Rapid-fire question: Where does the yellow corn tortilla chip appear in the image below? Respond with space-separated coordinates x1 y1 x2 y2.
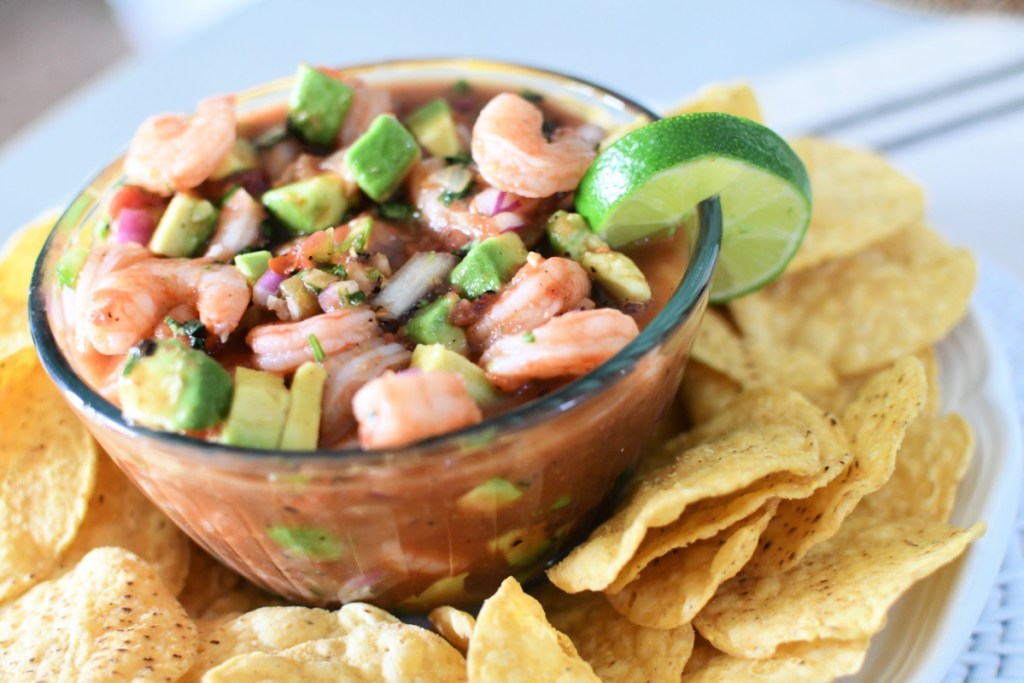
536 584 695 683
468 577 600 683
0 361 98 602
731 224 974 376
430 605 476 656
665 82 765 123
607 501 778 629
680 636 869 683
784 138 924 274
0 546 197 682
0 209 57 304
204 622 468 683
694 517 985 658
0 296 32 361
859 412 973 523
177 543 284 619
678 360 741 426
56 449 191 595
746 356 926 575
0 345 38 397
548 388 847 592
183 602 400 682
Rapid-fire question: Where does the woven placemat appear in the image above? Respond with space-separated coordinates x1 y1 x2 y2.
946 263 1024 683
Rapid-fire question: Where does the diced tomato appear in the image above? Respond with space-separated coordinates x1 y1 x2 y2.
109 185 165 219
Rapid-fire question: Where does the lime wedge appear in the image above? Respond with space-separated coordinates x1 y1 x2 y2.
575 113 811 303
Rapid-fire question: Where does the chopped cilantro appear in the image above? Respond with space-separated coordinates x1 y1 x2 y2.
346 290 366 305
440 181 474 207
520 89 543 104
444 153 473 166
331 264 348 279
378 201 418 222
541 119 557 140
522 331 536 343
122 339 157 376
93 217 111 241
164 318 208 351
453 79 471 94
308 333 326 363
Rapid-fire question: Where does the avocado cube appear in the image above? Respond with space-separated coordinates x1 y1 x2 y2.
56 246 90 289
403 293 468 356
209 139 258 180
405 98 463 158
118 339 233 432
220 367 290 449
488 524 552 567
149 193 218 257
450 233 527 299
262 174 351 236
410 343 499 407
233 250 272 285
546 210 603 259
287 64 354 146
457 477 524 513
396 572 468 612
345 115 421 202
279 362 327 451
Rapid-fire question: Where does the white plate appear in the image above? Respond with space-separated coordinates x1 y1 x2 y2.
844 309 1022 682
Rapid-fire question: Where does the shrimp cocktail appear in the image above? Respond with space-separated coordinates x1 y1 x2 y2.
30 60 760 608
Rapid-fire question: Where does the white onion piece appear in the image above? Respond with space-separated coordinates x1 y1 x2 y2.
372 251 457 321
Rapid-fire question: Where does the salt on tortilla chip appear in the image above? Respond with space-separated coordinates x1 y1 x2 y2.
536 584 695 683
746 356 926 576
694 517 985 659
430 605 476 656
57 449 191 595
204 622 467 683
607 501 778 629
0 361 98 602
0 546 197 682
784 138 924 274
548 388 846 592
183 602 400 682
730 224 975 376
680 635 869 683
665 82 765 123
468 577 600 683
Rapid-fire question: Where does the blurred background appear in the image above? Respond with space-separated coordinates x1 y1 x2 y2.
1 0 1022 277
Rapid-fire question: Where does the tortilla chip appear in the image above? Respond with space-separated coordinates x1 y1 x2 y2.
204 622 467 682
536 585 695 683
694 518 985 658
0 209 56 303
681 636 869 682
57 449 191 595
784 138 924 274
607 501 778 629
746 356 926 575
859 412 972 523
0 345 39 397
549 388 846 592
678 360 741 426
665 82 764 123
0 361 98 602
0 546 197 682
184 602 400 682
430 605 476 656
468 577 600 682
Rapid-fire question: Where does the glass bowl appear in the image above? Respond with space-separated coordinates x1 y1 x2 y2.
29 59 722 610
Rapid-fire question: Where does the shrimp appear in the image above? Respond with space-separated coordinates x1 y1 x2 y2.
203 188 265 260
86 257 250 355
480 308 640 390
339 87 394 146
467 253 592 349
471 93 597 198
123 95 237 196
319 339 412 447
246 307 378 373
352 370 482 449
70 242 151 356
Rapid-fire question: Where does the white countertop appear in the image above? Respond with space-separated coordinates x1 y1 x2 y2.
2 0 1021 280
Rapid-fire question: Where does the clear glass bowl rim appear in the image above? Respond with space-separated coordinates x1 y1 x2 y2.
28 58 722 465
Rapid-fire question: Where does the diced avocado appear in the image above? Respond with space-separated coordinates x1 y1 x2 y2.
410 344 499 407
449 233 527 299
488 524 552 567
345 115 421 202
55 246 90 289
550 494 572 510
279 361 326 450
403 293 468 356
456 477 524 513
287 64 355 146
405 98 462 158
338 215 373 253
278 274 321 319
118 339 232 432
397 572 468 611
149 193 218 257
233 250 272 285
209 139 258 180
546 211 651 304
262 174 351 236
297 268 339 293
220 367 290 448
267 524 344 560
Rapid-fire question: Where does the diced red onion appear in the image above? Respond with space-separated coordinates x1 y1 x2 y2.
317 285 343 313
116 208 156 245
494 212 527 232
473 188 523 217
253 269 286 307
